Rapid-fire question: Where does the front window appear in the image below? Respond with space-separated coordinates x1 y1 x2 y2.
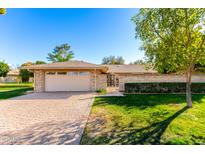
57 72 67 75
68 72 78 76
79 72 89 76
46 72 56 75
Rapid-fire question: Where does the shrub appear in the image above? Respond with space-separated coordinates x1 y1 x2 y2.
96 88 107 94
125 82 205 93
19 62 34 82
20 69 33 82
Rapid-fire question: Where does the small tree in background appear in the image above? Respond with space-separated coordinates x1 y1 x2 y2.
35 61 47 65
20 62 34 82
0 61 9 77
130 59 145 65
132 8 205 107
0 8 6 15
102 56 125 65
47 44 74 62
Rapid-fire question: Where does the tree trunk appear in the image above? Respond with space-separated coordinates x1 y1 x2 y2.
186 69 192 108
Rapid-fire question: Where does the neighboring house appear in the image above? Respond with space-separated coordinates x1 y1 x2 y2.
0 69 34 83
23 60 205 92
0 69 21 83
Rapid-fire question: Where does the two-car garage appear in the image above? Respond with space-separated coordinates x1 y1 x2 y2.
45 71 91 92
26 60 108 92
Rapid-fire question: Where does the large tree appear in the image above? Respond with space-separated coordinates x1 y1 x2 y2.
47 44 74 62
0 8 6 15
102 56 125 65
132 8 205 107
0 61 9 77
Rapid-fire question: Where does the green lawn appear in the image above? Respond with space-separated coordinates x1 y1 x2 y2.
81 94 205 145
0 83 33 100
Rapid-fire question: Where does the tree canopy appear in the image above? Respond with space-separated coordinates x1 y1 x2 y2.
130 59 145 65
19 62 34 82
0 61 9 77
102 56 125 65
35 60 47 65
132 8 205 107
47 44 74 62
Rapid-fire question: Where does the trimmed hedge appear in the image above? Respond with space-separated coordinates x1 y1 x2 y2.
125 82 205 93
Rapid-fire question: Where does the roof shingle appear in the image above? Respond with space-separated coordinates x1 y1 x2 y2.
22 60 156 74
104 64 157 74
23 60 107 71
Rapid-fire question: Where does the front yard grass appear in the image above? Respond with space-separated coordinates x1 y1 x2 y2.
81 94 205 145
0 83 33 100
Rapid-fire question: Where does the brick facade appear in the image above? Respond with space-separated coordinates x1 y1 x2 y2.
90 71 107 91
118 73 205 91
34 70 107 92
34 70 45 92
96 74 107 90
33 69 205 92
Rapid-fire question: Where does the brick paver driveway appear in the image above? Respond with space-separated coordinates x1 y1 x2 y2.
0 92 95 145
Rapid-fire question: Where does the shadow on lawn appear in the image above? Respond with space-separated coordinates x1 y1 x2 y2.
82 94 205 144
112 106 188 144
94 94 205 109
0 88 33 100
86 106 189 145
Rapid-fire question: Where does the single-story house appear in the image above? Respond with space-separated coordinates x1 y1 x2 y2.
23 60 205 92
0 69 21 83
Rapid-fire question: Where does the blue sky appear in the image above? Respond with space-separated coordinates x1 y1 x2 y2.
0 8 144 67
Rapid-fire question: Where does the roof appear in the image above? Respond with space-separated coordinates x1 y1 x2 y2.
22 60 157 74
22 60 108 72
7 69 20 76
104 64 157 74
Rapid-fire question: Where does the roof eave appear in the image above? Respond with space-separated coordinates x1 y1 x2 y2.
109 72 158 74
21 66 108 73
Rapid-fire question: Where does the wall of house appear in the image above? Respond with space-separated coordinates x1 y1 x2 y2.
90 71 107 91
29 77 34 82
118 73 205 91
34 70 45 92
0 76 21 83
34 70 107 92
96 73 107 90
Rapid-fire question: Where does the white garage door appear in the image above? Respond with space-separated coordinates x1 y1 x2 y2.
45 72 91 91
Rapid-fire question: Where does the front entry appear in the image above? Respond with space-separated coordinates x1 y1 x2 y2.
107 73 119 87
106 73 119 93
